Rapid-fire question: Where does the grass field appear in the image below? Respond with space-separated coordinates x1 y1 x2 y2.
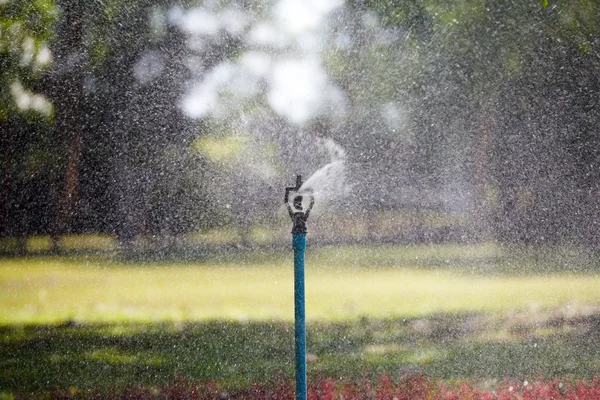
1 243 600 396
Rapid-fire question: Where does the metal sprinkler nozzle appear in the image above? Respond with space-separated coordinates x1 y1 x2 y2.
285 175 315 234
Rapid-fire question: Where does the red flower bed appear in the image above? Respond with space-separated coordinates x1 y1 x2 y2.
27 374 600 400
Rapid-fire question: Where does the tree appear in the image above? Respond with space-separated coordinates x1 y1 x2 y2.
342 0 600 245
0 0 56 253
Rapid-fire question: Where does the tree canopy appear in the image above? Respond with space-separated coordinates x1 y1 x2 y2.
2 0 600 251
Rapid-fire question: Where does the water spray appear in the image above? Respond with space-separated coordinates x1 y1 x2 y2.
284 174 314 400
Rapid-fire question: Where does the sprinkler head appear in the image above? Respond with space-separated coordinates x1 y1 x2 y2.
285 174 315 234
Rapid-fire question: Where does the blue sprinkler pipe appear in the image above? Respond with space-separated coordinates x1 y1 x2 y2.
293 233 307 400
285 175 314 400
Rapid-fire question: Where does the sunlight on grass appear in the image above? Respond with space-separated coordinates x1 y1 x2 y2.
1 244 600 324
305 268 600 320
59 235 117 251
192 135 249 162
404 348 448 364
86 348 163 365
249 226 278 244
26 236 53 252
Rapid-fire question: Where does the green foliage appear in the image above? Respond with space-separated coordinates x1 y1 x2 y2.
3 0 600 245
0 0 57 119
360 0 427 28
423 0 486 27
193 136 251 163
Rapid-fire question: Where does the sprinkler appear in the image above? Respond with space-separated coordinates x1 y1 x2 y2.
285 175 314 400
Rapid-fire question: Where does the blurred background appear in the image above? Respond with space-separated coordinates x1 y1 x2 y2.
2 0 600 255
4 2 600 396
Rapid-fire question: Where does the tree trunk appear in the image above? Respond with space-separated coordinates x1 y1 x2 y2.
39 0 87 252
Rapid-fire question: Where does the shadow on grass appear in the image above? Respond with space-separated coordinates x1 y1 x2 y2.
2 312 600 396
0 245 293 268
6 242 600 275
310 243 600 276
0 321 295 394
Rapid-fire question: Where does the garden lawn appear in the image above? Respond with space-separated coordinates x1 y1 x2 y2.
1 243 600 324
1 243 600 396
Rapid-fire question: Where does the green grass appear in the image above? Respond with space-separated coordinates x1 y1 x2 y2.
1 243 600 324
1 243 600 395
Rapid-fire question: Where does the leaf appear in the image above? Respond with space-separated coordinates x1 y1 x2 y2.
542 0 548 8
